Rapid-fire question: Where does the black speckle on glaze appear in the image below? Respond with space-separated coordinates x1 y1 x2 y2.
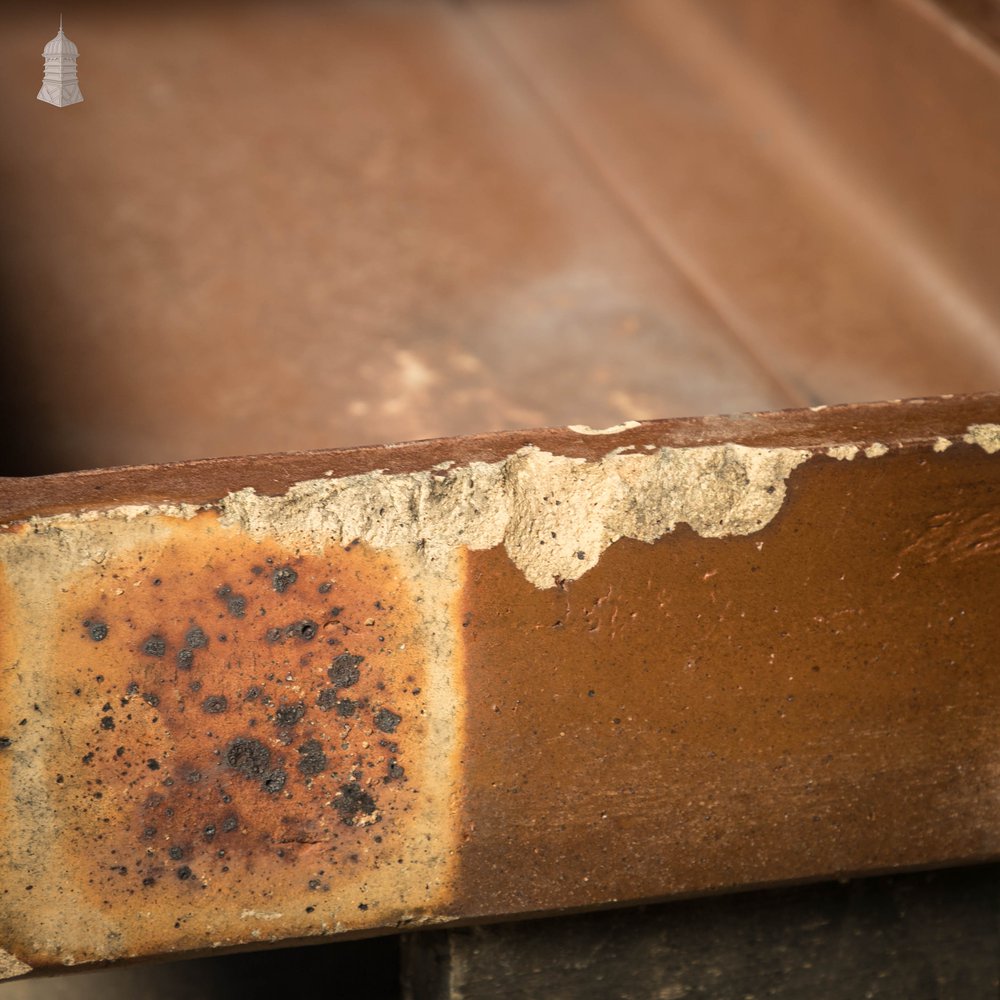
316 688 338 711
261 769 287 794
274 703 305 727
286 620 318 642
297 739 327 777
373 708 402 734
85 620 109 642
328 653 363 688
143 635 166 658
225 737 271 779
185 626 208 649
334 782 377 825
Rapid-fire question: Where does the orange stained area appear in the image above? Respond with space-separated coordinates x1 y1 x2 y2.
0 512 453 966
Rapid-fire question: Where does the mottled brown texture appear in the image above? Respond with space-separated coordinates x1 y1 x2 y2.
3 0 1000 478
0 0 783 476
473 0 1000 406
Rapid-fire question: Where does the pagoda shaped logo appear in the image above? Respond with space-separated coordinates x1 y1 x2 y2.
38 16 84 108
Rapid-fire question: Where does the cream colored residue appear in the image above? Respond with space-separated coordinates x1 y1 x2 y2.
933 437 952 453
864 443 889 458
240 911 283 921
567 421 641 435
70 503 200 522
965 423 1000 454
12 444 811 590
826 445 859 461
0 949 31 981
11 443 813 590
217 444 810 589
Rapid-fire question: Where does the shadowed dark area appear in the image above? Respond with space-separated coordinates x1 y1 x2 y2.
404 864 1000 999
1 934 401 1000
0 279 62 476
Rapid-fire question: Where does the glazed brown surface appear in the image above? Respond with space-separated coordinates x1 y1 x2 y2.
455 444 1000 915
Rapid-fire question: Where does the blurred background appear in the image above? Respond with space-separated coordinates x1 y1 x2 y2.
1 0 998 996
2 0 1000 477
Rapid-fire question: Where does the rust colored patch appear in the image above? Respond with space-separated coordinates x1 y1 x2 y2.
0 512 460 968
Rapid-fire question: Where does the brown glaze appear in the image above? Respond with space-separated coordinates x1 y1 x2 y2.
454 444 1000 916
